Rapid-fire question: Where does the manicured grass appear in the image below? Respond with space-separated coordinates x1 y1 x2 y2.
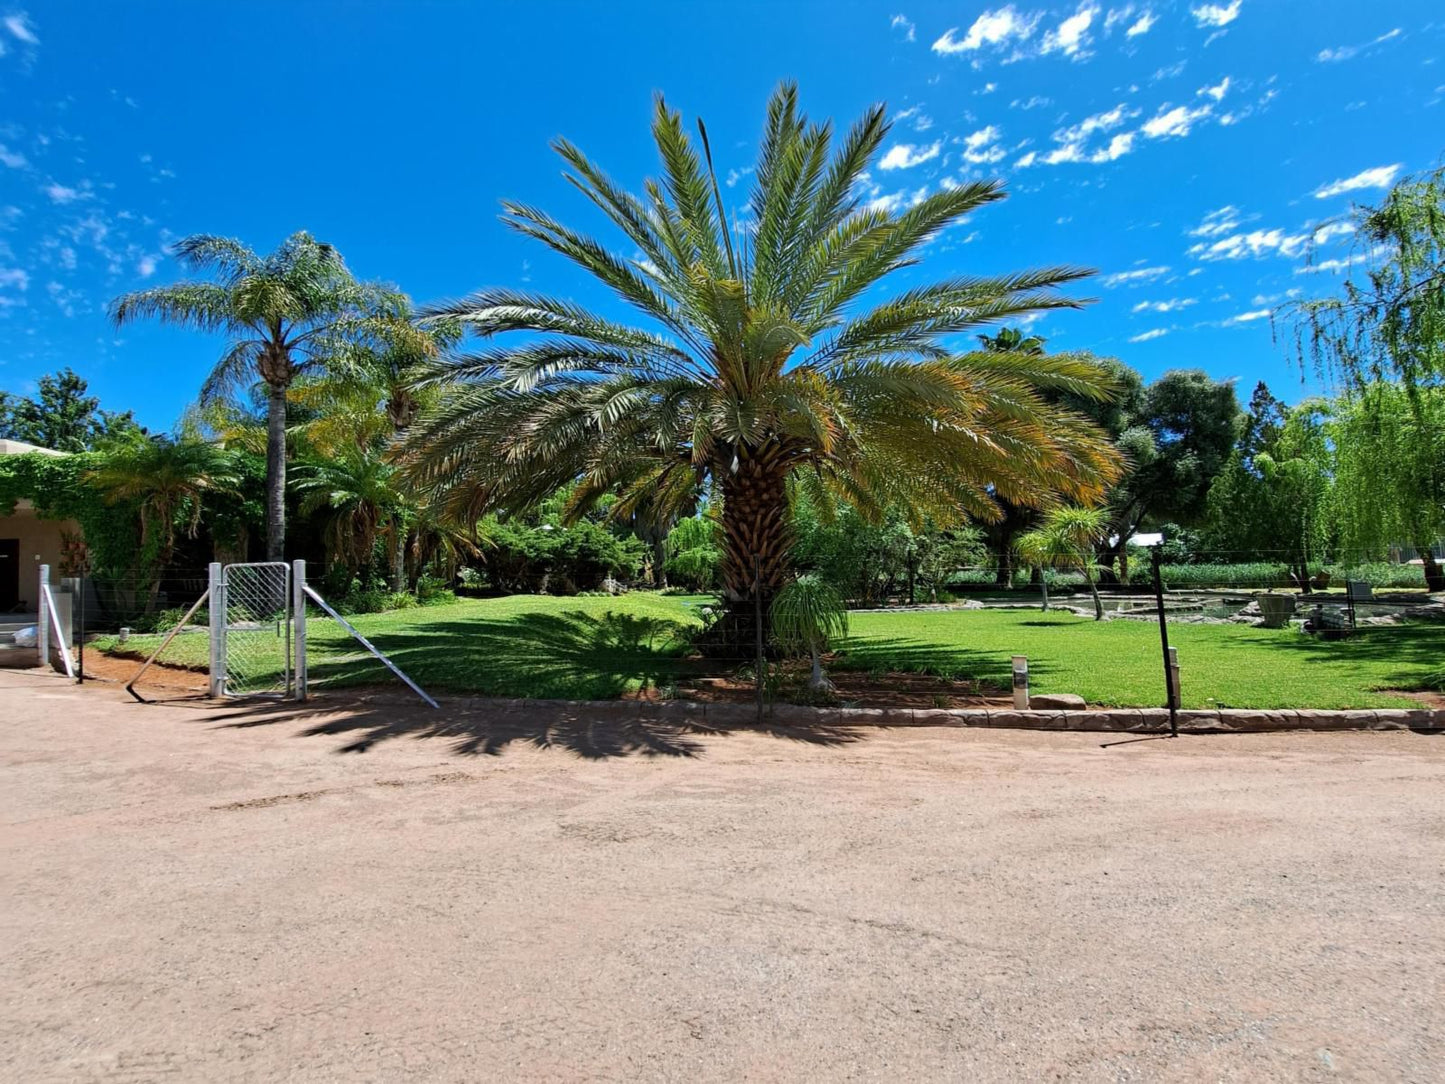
841 608 1440 709
98 593 1441 708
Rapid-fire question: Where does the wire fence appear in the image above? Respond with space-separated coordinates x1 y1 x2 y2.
17 549 1444 716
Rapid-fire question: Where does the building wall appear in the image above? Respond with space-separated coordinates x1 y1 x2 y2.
0 502 80 610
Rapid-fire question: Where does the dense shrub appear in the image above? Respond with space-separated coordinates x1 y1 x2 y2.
481 518 643 594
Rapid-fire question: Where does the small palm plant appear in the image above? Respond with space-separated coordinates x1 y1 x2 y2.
1015 507 1110 620
771 573 849 693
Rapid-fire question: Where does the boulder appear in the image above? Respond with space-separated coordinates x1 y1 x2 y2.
1029 693 1087 710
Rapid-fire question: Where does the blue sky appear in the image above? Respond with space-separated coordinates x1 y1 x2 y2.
1 1 1441 430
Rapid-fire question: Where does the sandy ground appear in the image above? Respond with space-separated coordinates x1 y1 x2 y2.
2 670 1443 1082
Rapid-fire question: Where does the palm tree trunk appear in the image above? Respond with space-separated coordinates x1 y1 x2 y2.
264 383 288 562
1087 572 1104 621
390 535 406 593
1039 573 1049 612
706 443 791 654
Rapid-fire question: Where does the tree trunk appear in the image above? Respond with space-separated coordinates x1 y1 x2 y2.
264 382 288 562
707 442 792 655
1087 574 1104 621
1039 573 1049 612
652 537 668 589
807 642 834 693
390 534 406 593
1416 539 1444 593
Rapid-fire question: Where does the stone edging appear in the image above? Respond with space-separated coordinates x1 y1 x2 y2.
458 698 1443 733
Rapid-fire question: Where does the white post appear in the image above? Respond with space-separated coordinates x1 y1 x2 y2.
292 559 307 701
37 564 50 669
1012 654 1030 709
208 562 225 698
1167 647 1181 709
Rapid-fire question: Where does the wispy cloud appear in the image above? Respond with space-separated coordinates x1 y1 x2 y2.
1141 102 1213 138
1188 227 1309 261
1313 163 1401 199
0 267 30 290
1190 1 1240 29
1040 3 1099 59
1317 27 1400 63
890 13 916 41
1125 9 1156 36
3 12 39 44
1129 328 1170 342
1222 308 1271 325
1188 206 1244 238
0 143 28 169
879 141 942 170
43 182 91 204
1197 76 1230 101
1102 265 1170 286
961 125 1006 163
933 5 1041 55
1132 297 1196 313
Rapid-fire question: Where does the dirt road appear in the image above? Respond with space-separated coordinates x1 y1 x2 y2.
2 670 1442 1080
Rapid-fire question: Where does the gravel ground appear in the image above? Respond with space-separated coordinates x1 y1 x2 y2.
2 669 1442 1082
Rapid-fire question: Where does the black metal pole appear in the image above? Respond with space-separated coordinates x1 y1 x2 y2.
754 557 765 725
77 576 85 684
1152 546 1177 737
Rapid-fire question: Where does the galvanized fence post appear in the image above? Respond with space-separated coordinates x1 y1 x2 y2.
292 559 307 701
207 562 224 698
37 564 49 669
1151 546 1178 737
754 556 765 725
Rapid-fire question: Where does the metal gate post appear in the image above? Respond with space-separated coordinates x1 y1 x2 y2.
292 559 307 701
37 564 50 669
208 562 225 698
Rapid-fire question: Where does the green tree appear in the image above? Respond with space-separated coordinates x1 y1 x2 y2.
1016 506 1110 619
771 573 849 693
86 437 241 609
406 85 1122 633
1097 369 1240 581
0 368 143 451
663 515 721 591
292 448 409 588
110 232 403 561
1328 383 1445 589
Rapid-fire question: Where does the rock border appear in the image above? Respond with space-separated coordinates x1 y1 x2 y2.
455 698 1443 733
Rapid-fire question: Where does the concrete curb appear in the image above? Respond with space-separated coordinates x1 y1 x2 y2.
454 697 1443 733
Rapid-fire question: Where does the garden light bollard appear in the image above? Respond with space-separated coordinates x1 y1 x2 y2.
1012 655 1029 709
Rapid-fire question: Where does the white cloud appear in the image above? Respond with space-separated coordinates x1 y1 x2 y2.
962 126 1006 163
0 267 30 290
1011 95 1052 110
896 105 934 131
1041 4 1099 58
1190 1 1240 28
3 13 39 43
1015 151 1038 167
879 141 942 170
869 185 930 214
1223 308 1271 325
1102 265 1170 286
1141 103 1212 138
1317 28 1401 63
1188 206 1243 238
933 6 1041 54
1132 297 1196 313
1197 76 1230 101
1129 328 1170 342
1126 10 1156 36
1313 164 1401 199
1312 221 1354 243
1092 132 1135 161
0 143 27 169
58 246 76 270
890 13 916 41
43 183 89 204
1188 227 1309 261
137 255 158 278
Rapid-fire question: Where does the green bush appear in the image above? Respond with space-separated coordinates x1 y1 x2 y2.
1324 562 1427 589
483 518 643 593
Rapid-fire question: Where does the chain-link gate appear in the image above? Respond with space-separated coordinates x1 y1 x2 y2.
217 562 293 697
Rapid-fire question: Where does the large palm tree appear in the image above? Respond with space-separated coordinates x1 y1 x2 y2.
110 232 402 561
406 84 1122 627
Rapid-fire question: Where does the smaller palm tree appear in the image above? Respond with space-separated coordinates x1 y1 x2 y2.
1015 507 1110 620
87 437 240 610
771 574 850 693
291 449 408 588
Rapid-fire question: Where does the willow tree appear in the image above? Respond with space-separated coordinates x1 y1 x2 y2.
1283 167 1445 587
406 84 1122 629
111 233 403 560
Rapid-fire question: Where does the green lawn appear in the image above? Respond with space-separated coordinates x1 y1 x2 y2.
97 593 1441 709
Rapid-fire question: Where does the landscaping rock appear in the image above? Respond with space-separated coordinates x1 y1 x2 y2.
1029 693 1086 710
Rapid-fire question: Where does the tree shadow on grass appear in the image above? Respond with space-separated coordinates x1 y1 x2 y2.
207 695 864 759
835 636 1059 686
309 609 703 700
1244 621 1444 693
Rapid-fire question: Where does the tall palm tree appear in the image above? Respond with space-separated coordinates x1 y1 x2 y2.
110 232 402 561
1016 506 1110 620
87 436 241 610
406 84 1122 629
